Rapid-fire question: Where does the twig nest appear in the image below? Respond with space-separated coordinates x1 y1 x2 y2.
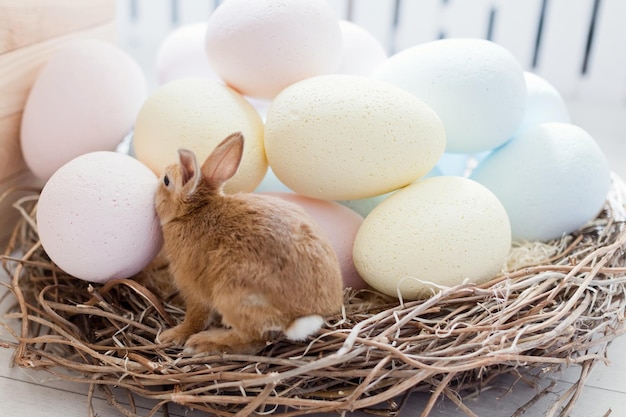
36 152 163 283
353 176 511 299
470 122 612 241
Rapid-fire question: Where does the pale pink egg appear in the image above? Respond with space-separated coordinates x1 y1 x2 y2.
36 152 162 283
20 39 147 180
336 20 388 76
265 192 368 290
204 0 342 99
156 23 221 85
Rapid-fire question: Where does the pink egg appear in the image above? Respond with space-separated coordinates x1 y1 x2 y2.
156 23 221 85
204 0 342 99
336 20 388 76
20 39 147 180
265 192 368 290
36 152 162 283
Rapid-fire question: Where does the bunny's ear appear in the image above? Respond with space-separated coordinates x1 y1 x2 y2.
201 132 244 186
178 149 201 195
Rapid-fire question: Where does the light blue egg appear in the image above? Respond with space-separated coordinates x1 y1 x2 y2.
254 167 294 193
470 122 611 242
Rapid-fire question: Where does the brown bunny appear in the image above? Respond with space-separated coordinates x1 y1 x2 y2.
155 132 344 354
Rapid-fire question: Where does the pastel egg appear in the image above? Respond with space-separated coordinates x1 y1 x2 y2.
372 38 526 153
133 78 267 193
254 167 293 194
353 176 511 300
337 165 443 217
21 39 147 180
204 0 342 99
517 72 570 133
36 152 162 283
470 123 611 242
336 20 388 76
265 74 446 200
265 192 367 290
156 23 221 85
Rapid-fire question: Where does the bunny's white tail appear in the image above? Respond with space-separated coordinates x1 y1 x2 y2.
284 315 324 341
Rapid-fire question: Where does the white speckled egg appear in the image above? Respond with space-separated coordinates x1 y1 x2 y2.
517 72 570 133
204 0 342 99
470 123 611 242
133 78 267 193
336 20 387 76
266 192 367 290
372 38 526 153
21 39 147 180
36 152 162 283
156 23 220 85
353 176 511 300
265 74 446 200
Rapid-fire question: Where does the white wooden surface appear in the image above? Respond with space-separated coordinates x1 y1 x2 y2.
2 1 626 416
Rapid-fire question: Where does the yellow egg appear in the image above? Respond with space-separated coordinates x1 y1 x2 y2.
133 78 266 193
264 74 446 200
353 176 511 300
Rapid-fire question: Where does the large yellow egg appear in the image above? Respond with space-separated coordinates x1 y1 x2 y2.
353 176 511 300
133 78 266 193
264 75 446 200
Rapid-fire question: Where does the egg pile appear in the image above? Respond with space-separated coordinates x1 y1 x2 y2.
26 0 611 300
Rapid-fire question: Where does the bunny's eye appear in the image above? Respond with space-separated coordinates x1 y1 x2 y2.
163 175 170 187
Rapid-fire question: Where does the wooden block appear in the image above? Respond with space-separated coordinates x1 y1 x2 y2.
0 112 24 179
0 0 115 54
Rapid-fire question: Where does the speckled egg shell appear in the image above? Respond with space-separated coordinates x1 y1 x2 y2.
353 176 511 300
204 0 342 99
265 74 446 200
133 78 267 193
36 152 162 283
20 39 147 180
470 123 611 242
372 38 526 153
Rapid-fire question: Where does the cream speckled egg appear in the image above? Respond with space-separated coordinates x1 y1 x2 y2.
205 0 342 99
21 39 146 180
372 38 526 153
36 152 162 283
265 74 446 200
133 78 266 193
470 123 610 242
353 176 511 300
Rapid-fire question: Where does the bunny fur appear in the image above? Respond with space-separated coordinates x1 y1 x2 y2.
155 132 344 354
